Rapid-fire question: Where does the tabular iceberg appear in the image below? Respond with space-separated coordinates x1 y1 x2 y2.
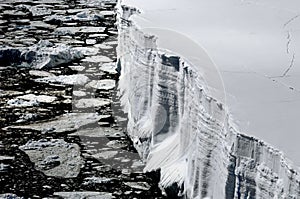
116 2 300 198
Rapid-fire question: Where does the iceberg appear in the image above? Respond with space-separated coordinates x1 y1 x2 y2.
0 40 84 69
116 0 300 198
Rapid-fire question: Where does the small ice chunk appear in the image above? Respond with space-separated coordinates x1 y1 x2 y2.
86 79 115 90
0 156 15 161
73 47 98 56
94 44 113 50
82 55 113 63
83 177 114 185
29 5 52 16
92 151 118 159
35 74 89 85
74 98 111 108
123 182 151 191
89 34 108 38
99 10 115 17
55 26 106 35
73 90 87 97
106 140 128 149
53 192 113 199
69 65 85 72
29 70 55 77
17 94 57 103
0 193 22 199
0 90 24 97
7 98 39 107
100 62 117 74
86 39 97 45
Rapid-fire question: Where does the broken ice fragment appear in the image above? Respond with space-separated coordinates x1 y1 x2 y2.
74 98 111 109
4 113 102 133
19 139 83 178
53 192 113 199
0 40 84 69
82 55 113 63
92 151 118 159
100 62 118 75
29 70 55 77
54 26 106 36
17 94 57 103
86 79 115 90
123 182 151 191
35 74 89 85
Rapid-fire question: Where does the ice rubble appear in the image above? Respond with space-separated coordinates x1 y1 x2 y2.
116 3 300 198
0 40 83 69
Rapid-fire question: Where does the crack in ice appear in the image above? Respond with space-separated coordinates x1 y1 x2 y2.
242 64 300 93
286 31 291 54
283 14 300 28
282 53 295 77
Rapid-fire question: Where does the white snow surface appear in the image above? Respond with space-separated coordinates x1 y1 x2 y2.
116 1 300 198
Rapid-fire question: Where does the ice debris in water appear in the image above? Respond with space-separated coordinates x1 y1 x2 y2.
0 40 84 69
19 139 84 178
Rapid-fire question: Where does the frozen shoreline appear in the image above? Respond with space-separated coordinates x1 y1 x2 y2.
116 1 300 198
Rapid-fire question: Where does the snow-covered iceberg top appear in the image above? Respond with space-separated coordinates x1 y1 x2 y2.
116 1 300 198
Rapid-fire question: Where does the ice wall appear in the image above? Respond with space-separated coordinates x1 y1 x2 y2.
116 3 300 198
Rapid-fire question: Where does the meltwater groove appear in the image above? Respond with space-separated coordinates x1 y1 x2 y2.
116 2 300 199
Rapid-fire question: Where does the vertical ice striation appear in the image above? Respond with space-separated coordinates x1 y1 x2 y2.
116 3 300 198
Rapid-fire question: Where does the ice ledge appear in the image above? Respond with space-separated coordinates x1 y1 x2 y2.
116 2 300 198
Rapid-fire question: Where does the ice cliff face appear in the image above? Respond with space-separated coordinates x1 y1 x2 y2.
116 3 300 199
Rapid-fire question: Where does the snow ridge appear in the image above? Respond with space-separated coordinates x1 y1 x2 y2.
116 3 300 198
